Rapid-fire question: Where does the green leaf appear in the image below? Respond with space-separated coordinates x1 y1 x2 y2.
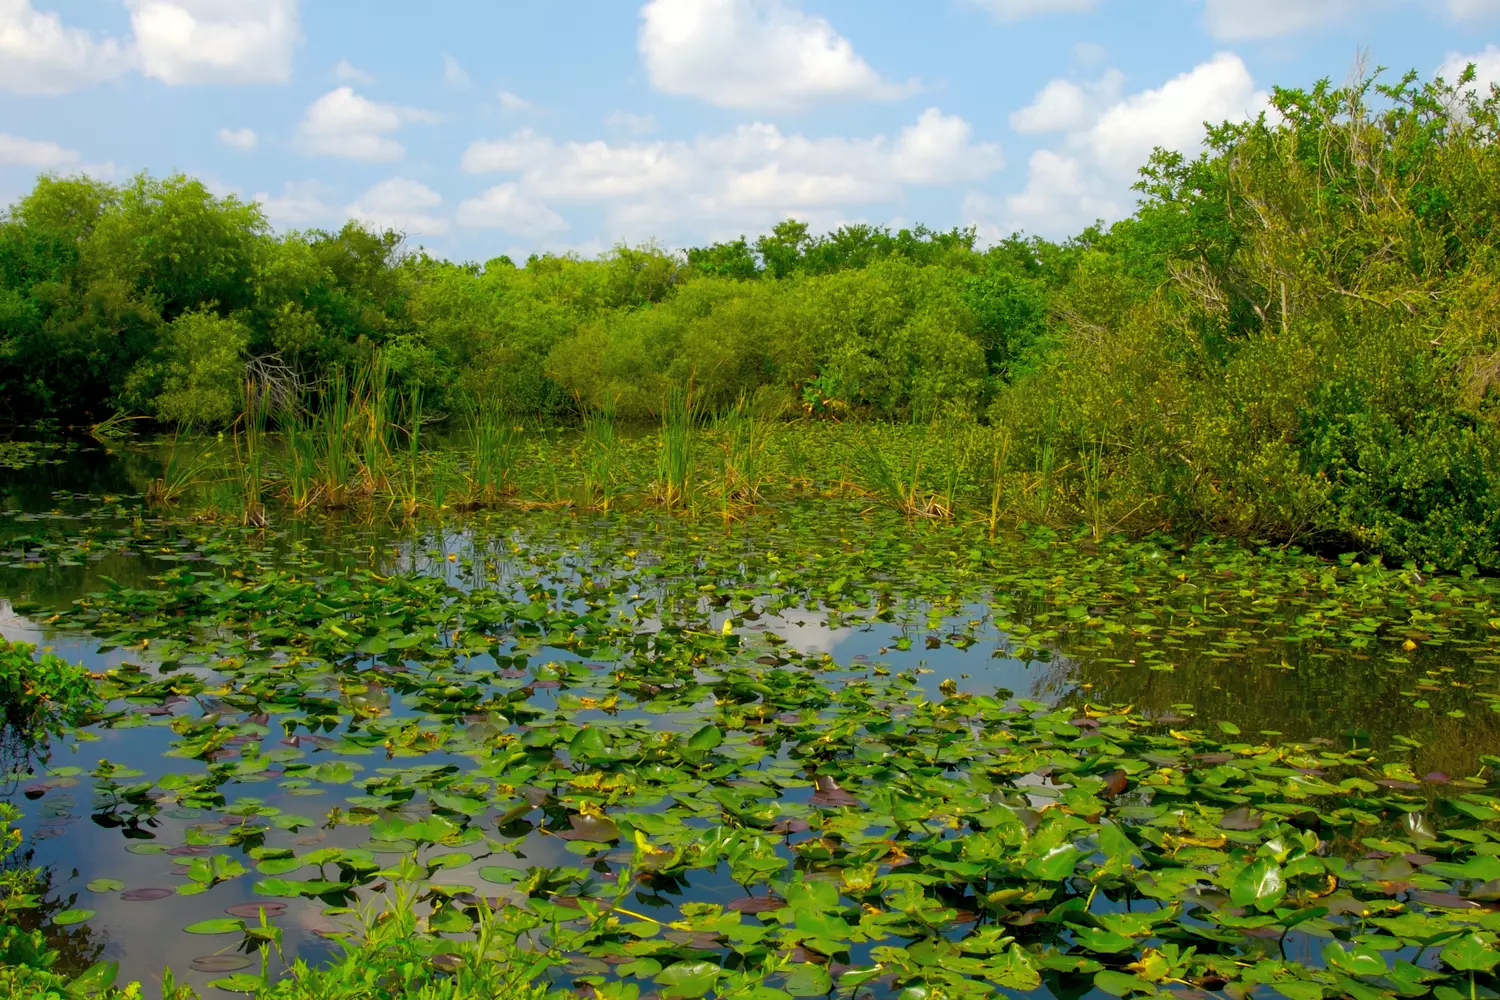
85 878 124 893
184 918 246 935
68 960 119 994
205 974 266 993
1442 933 1500 972
782 963 833 997
1070 925 1136 954
53 909 95 926
1231 858 1286 911
1095 970 1158 997
356 636 388 655
687 724 723 752
655 961 722 999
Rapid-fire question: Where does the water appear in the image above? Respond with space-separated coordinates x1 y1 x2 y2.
2 444 1498 995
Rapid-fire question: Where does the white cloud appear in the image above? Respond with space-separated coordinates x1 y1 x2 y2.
127 0 299 85
442 52 470 88
996 53 1265 236
334 57 373 84
217 126 257 150
457 183 568 237
1086 53 1260 167
498 90 539 114
345 177 449 236
0 132 81 167
967 0 1101 19
294 87 438 162
1198 0 1355 40
1443 0 1500 14
638 0 915 110
460 106 1001 241
1439 44 1500 93
254 179 334 226
606 111 658 135
1009 69 1122 133
0 0 129 94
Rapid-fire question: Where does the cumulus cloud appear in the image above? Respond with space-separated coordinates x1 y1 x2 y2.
345 177 449 236
294 87 438 162
0 132 81 167
1439 44 1500 94
254 179 334 226
460 106 1001 240
0 0 129 94
638 0 915 110
993 53 1265 236
334 57 373 84
217 126 257 150
1009 69 1122 133
967 0 1101 19
457 183 568 237
127 0 299 85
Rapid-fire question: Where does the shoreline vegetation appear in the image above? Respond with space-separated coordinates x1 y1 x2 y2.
1 68 1499 569
4 61 1500 1000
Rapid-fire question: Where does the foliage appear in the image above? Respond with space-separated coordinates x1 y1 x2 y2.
7 499 1500 997
0 639 99 731
7 61 1500 569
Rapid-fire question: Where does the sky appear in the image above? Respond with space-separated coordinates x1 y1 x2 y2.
1 0 1498 263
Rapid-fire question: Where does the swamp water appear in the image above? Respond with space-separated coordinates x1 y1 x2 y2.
4 443 1500 999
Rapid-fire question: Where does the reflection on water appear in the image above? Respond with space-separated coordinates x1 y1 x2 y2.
3 449 1500 992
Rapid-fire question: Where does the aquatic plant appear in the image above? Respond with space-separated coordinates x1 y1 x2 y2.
463 395 519 508
654 386 696 510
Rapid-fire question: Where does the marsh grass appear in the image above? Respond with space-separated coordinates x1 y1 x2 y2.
144 427 216 508
577 405 621 510
463 396 519 508
394 389 424 519
850 422 952 518
714 388 780 516
653 387 696 510
233 381 270 527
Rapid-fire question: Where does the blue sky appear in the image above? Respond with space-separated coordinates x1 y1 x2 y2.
1 0 1497 262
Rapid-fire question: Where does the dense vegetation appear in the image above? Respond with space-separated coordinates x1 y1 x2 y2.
4 67 1500 571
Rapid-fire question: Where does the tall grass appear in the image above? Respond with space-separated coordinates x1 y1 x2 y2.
144 426 216 508
850 423 951 518
715 389 779 516
578 405 620 510
394 388 423 518
233 380 270 526
655 387 696 511
464 396 519 508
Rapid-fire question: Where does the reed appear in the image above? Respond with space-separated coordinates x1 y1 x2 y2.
577 405 620 510
144 427 216 508
988 430 1012 539
233 380 270 526
655 386 696 511
464 396 518 507
394 388 423 518
849 422 951 518
715 388 778 516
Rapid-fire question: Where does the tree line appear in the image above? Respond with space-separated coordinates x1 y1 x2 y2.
3 66 1499 568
